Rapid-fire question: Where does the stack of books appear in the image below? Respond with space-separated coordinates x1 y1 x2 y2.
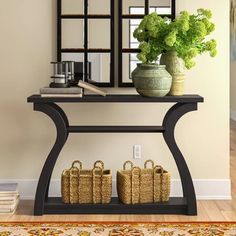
0 183 19 214
40 81 107 98
40 87 83 97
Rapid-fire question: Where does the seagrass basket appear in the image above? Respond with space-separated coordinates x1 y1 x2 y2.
117 160 170 204
61 160 112 204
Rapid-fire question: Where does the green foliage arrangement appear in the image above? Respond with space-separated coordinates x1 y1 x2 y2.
133 9 217 69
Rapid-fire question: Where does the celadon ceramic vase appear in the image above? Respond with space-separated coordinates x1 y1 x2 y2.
160 51 186 96
131 64 172 97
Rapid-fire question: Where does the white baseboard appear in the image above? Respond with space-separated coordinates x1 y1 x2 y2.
231 110 236 121
0 179 231 200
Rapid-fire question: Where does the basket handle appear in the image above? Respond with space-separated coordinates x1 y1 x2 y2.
131 166 141 175
154 165 164 174
92 166 103 177
92 166 103 204
123 161 134 170
71 160 82 169
144 159 155 169
154 165 164 202
94 160 104 169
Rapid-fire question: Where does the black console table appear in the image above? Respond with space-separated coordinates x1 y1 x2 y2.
27 94 204 216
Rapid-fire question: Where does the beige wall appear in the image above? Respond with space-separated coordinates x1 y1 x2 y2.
0 0 230 188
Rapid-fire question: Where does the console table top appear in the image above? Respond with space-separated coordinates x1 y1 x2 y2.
27 94 204 103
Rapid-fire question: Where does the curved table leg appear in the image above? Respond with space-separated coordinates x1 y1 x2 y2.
33 103 68 215
162 102 198 215
44 103 69 200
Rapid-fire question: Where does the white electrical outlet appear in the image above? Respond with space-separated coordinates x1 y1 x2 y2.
133 145 141 159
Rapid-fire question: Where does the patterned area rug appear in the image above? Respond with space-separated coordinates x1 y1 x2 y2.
0 222 236 236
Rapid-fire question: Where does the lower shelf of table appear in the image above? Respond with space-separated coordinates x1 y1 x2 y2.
41 197 194 215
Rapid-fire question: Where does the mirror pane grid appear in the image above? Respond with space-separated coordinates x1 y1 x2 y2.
59 0 174 87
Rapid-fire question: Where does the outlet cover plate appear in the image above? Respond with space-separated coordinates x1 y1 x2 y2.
133 145 141 159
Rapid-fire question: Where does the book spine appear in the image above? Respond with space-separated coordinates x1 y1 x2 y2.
0 193 19 195
0 201 16 205
0 199 19 211
41 94 83 98
40 88 83 94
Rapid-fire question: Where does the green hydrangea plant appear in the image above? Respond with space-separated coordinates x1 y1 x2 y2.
133 9 217 69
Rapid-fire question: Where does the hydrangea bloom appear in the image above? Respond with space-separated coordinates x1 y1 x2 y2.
133 9 217 69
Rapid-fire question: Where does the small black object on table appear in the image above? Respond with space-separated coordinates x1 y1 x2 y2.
27 94 204 216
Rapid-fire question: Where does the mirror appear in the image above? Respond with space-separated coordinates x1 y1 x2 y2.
123 19 141 49
62 19 84 48
119 0 175 87
88 54 111 83
122 0 145 15
88 19 110 49
122 53 138 83
58 0 175 87
62 53 110 83
62 0 83 14
88 0 110 14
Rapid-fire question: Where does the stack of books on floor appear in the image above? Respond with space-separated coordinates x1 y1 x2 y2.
0 183 19 214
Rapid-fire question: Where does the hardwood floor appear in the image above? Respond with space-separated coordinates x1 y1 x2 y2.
1 121 236 222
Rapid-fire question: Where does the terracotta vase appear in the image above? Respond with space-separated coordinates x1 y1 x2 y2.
160 51 186 96
131 63 172 97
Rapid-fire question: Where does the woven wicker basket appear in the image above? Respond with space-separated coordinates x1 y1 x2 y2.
61 160 112 204
117 160 170 204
